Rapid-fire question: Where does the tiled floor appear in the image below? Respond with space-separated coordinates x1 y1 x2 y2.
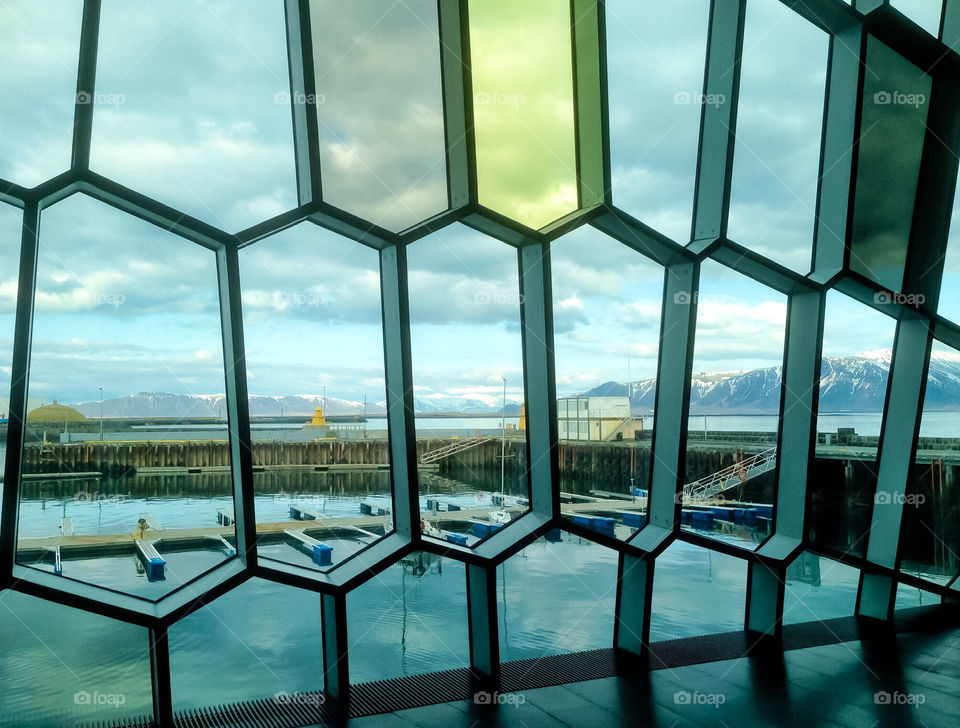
335 626 960 727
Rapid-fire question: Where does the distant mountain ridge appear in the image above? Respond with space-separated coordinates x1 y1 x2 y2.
580 352 960 415
69 392 524 419
63 352 960 418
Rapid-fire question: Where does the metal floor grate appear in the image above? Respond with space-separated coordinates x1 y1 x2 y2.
89 604 957 728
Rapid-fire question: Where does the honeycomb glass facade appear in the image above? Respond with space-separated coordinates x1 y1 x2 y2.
1 1 959 726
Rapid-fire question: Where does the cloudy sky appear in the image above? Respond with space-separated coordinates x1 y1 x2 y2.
0 0 956 409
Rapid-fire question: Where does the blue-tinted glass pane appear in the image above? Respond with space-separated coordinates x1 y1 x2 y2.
650 540 746 640
782 551 859 625
729 0 828 273
498 534 617 661
605 0 709 242
0 590 152 727
170 578 323 710
0 0 82 186
92 0 296 231
346 552 468 682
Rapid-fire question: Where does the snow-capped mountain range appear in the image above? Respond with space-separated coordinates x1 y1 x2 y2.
583 351 960 414
64 351 960 418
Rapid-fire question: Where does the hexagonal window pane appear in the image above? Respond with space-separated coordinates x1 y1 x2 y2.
849 37 932 294
816 290 895 459
310 0 448 231
497 533 618 661
468 0 579 229
605 0 708 242
170 578 323 710
0 0 82 187
91 0 297 231
898 340 960 587
649 540 746 641
239 224 393 573
895 581 942 611
0 203 21 523
347 551 468 682
407 227 530 545
891 0 943 36
682 260 786 551
551 226 663 539
728 0 828 273
0 590 153 726
17 193 234 600
938 182 960 323
783 550 860 625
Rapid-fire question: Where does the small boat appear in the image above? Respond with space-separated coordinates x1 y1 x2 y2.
420 518 442 538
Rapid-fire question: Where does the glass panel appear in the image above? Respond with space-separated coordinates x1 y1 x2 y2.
239 223 392 572
938 182 960 323
0 590 152 727
551 225 664 538
0 0 82 187
497 533 618 661
894 581 941 610
310 0 447 232
170 578 323 711
407 226 530 545
0 204 21 523
682 259 787 551
729 0 828 273
816 290 895 458
849 37 932 293
898 340 960 586
604 0 709 243
92 0 296 231
346 551 468 683
782 550 860 625
468 0 578 229
808 292 895 558
649 540 746 641
891 0 943 36
17 193 232 599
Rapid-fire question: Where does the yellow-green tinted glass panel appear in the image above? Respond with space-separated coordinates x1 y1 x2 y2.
469 0 578 229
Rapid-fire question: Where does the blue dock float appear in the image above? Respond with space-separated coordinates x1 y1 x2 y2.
633 488 649 498
572 515 616 537
743 508 759 526
681 510 694 525
472 521 503 538
444 532 468 546
731 508 747 524
621 511 644 528
135 541 166 581
690 511 715 530
284 530 333 567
